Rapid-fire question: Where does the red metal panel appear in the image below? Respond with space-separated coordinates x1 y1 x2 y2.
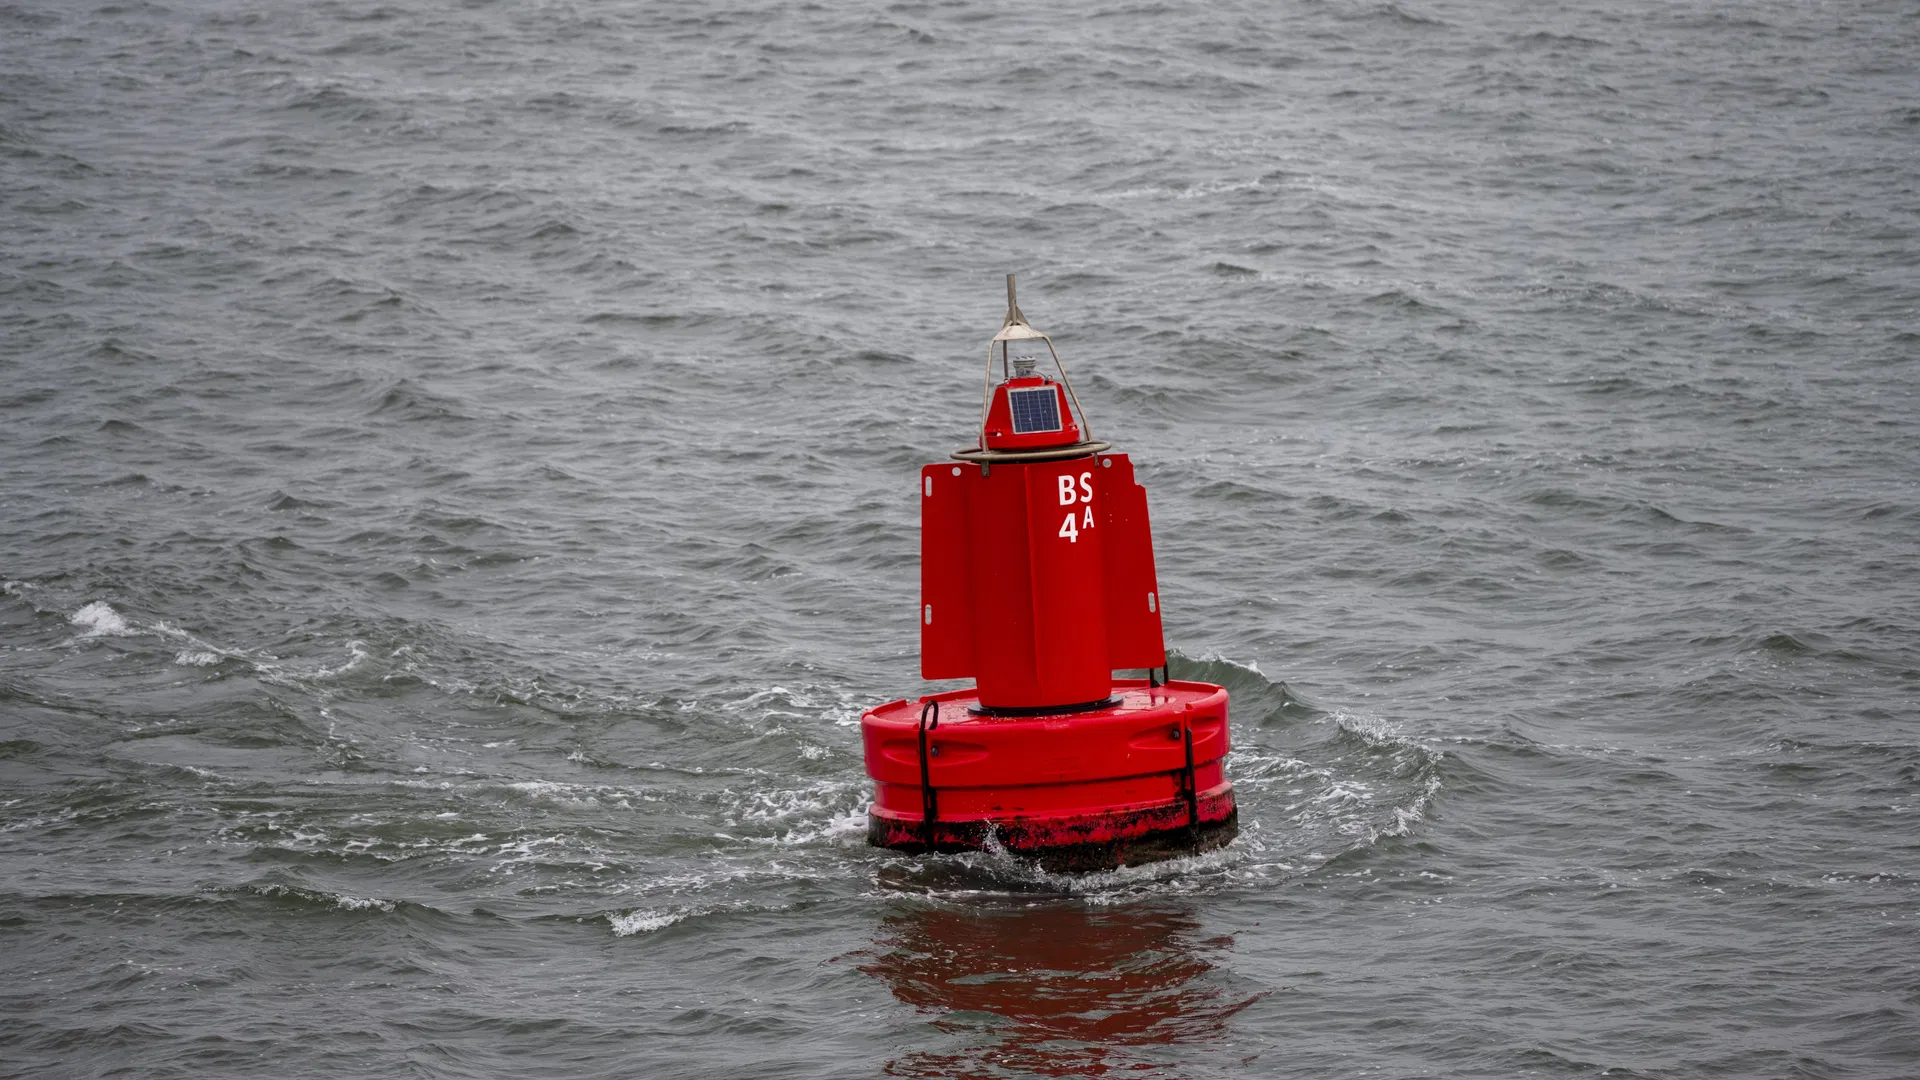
1096 454 1167 670
920 463 976 679
966 463 1041 703
1022 456 1111 705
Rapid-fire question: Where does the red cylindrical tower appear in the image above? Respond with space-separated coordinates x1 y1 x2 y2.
861 276 1238 870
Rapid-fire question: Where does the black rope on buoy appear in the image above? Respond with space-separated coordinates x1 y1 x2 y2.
1181 724 1200 846
917 699 940 851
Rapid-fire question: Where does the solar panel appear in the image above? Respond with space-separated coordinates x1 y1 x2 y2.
1008 386 1062 434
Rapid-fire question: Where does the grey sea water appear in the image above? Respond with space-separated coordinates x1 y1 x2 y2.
3 0 1918 1076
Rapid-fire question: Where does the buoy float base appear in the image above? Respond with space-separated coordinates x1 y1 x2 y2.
861 679 1237 872
866 804 1239 874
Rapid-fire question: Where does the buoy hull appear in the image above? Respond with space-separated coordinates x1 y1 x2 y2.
861 679 1237 871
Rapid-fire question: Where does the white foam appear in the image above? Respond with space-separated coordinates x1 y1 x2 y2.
610 909 685 936
1333 711 1403 745
763 808 868 847
71 600 133 637
503 780 604 807
254 640 371 689
175 650 222 666
311 640 371 679
1195 649 1266 678
726 779 860 825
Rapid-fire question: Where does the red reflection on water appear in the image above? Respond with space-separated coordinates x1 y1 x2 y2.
861 903 1258 1078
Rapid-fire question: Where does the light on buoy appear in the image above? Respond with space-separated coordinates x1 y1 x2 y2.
858 275 1238 871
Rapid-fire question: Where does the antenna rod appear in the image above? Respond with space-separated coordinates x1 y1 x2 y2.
1004 273 1025 326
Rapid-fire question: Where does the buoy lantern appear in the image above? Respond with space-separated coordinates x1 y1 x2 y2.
860 276 1238 871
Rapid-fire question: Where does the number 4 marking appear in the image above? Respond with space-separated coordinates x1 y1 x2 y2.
1059 511 1079 542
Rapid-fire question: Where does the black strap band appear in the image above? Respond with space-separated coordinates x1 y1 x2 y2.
917 700 940 850
1181 724 1200 843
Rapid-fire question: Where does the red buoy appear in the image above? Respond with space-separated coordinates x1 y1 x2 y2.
861 276 1238 870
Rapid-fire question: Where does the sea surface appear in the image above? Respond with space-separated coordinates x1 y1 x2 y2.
3 0 1918 1076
